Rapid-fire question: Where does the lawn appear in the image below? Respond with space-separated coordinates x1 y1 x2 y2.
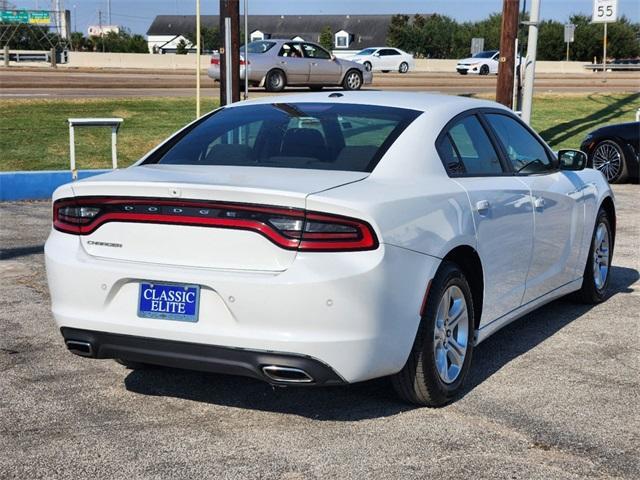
0 93 638 171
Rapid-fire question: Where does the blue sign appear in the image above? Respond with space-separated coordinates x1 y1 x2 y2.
138 282 200 322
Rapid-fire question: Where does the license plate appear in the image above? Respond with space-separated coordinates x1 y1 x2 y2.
138 282 200 322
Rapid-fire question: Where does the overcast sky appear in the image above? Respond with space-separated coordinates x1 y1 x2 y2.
14 1 640 35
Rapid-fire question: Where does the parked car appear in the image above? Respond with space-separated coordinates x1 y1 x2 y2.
47 92 615 407
456 50 501 75
580 121 639 183
348 47 415 73
207 39 372 91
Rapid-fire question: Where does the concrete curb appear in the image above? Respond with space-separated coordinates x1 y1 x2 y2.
0 169 111 201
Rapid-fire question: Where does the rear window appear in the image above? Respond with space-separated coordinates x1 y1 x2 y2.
147 103 420 172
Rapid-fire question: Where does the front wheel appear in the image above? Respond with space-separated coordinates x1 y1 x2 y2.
363 61 372 72
392 261 475 407
576 208 613 304
591 139 629 183
265 69 286 92
342 70 363 90
479 64 490 75
399 62 409 73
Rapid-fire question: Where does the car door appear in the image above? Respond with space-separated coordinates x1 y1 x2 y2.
378 49 400 70
490 52 500 74
437 113 534 325
302 43 341 84
276 43 309 84
483 112 584 304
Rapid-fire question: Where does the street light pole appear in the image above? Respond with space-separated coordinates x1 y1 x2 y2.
196 0 201 117
243 0 248 100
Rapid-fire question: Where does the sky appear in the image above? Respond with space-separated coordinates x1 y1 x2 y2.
12 1 640 35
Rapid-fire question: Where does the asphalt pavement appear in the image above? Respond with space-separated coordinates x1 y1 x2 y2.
0 185 638 479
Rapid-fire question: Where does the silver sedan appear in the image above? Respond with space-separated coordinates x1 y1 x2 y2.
208 39 373 91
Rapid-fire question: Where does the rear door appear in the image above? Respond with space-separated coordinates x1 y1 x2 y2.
483 112 584 303
276 43 309 84
438 113 534 325
302 43 342 84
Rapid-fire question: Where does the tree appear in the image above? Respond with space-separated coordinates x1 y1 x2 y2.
319 26 333 51
175 38 189 55
185 26 220 53
537 20 565 60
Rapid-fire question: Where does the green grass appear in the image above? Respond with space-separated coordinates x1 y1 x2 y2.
0 93 638 171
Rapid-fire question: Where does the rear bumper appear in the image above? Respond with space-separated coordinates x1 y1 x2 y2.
46 229 440 383
61 327 345 385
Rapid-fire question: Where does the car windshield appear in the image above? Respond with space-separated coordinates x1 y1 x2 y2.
356 48 377 56
147 103 421 172
472 50 498 58
240 41 276 54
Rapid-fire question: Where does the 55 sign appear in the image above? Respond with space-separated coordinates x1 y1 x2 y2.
592 0 618 23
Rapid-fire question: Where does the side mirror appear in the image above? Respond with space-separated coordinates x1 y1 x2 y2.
558 149 587 171
373 52 380 57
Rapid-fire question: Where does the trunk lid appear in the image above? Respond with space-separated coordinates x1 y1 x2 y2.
69 165 368 271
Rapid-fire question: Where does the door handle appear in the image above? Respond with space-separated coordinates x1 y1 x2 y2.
311 62 318 66
279 61 287 65
534 197 545 210
475 200 491 214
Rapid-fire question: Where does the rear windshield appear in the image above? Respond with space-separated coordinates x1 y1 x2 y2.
241 41 276 54
147 103 420 172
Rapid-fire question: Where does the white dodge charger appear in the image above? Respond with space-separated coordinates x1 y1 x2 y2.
46 92 615 406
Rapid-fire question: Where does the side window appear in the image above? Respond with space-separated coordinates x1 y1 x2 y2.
440 115 503 175
302 43 331 59
278 43 303 58
485 113 553 174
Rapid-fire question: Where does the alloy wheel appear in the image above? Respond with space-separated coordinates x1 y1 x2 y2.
593 221 610 290
346 72 362 90
592 141 622 182
433 285 469 384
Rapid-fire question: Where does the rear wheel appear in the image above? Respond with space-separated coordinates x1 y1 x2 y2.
479 64 490 75
265 69 286 92
342 70 363 90
399 62 409 73
576 208 613 304
591 139 628 183
392 262 474 407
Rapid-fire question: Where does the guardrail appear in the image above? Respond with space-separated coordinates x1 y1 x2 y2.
583 62 640 71
1 48 68 66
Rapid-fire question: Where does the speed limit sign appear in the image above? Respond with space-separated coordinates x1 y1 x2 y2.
592 0 618 23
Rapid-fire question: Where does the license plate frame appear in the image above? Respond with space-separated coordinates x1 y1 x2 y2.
137 282 200 322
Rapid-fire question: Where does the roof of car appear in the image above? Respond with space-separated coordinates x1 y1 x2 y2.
225 91 509 115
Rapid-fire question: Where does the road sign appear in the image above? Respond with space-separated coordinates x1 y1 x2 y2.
564 24 575 43
592 0 618 23
0 10 51 24
471 37 485 56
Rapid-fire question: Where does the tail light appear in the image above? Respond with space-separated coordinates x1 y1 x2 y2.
210 57 219 65
53 197 378 252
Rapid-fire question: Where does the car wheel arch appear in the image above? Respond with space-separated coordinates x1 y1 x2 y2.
600 196 616 248
428 245 484 331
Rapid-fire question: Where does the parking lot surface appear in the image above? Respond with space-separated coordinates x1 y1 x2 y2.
1 185 638 479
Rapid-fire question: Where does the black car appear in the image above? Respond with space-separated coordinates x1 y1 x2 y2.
580 121 639 184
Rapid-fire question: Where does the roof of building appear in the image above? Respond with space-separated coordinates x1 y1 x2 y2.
147 14 429 50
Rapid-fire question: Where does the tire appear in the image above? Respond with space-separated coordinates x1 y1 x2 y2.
363 61 372 72
308 85 323 91
392 261 475 407
399 62 409 73
479 64 490 75
576 208 613 304
265 69 286 92
115 358 151 370
342 70 363 90
591 139 629 184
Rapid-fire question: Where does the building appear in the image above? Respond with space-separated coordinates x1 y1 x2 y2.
88 25 120 37
146 14 424 54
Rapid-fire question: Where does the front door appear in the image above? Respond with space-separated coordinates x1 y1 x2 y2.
276 43 309 84
483 112 584 304
302 43 341 84
438 113 534 325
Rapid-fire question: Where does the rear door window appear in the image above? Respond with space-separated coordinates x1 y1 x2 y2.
439 115 504 175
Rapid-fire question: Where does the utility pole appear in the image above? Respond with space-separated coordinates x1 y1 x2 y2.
107 0 111 25
495 0 519 108
98 10 105 52
196 0 201 117
219 0 240 106
521 0 540 124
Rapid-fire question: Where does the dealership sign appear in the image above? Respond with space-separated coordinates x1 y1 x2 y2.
0 10 51 24
592 0 618 23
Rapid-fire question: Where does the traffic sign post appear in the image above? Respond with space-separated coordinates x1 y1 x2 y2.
564 24 575 61
592 0 618 81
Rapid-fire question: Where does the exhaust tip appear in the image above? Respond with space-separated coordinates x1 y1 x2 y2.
262 365 314 383
65 340 94 357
